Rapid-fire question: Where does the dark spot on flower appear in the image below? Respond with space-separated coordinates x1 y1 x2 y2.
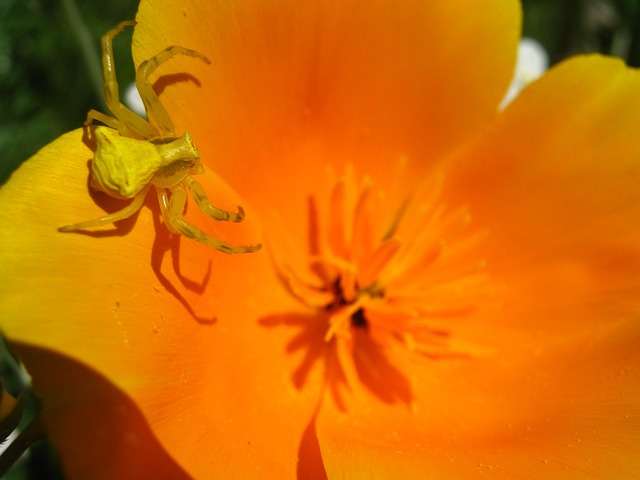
350 307 368 329
325 277 351 311
324 277 378 330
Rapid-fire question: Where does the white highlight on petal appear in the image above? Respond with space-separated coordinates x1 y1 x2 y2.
500 37 549 109
124 82 147 117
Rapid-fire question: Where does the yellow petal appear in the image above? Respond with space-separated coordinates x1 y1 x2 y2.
0 129 321 477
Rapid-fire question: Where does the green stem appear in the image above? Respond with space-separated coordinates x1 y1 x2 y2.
60 0 106 111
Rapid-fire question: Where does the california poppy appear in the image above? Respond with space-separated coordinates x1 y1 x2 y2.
1 0 639 478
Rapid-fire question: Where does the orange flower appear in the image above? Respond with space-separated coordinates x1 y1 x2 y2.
2 0 640 478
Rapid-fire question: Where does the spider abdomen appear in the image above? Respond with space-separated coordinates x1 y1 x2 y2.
91 126 161 198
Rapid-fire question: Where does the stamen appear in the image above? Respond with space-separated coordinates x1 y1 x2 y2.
278 269 334 308
350 182 374 265
268 164 492 399
328 180 348 258
324 299 367 342
357 237 401 288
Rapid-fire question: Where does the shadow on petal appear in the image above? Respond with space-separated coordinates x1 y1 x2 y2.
259 311 351 409
259 311 328 391
150 209 216 325
350 329 413 405
154 73 203 97
10 343 191 480
259 310 412 408
296 412 327 480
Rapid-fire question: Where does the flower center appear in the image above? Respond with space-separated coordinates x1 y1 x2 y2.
272 166 491 361
323 275 382 336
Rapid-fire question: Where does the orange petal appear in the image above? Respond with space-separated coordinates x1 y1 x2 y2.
443 55 640 336
0 129 321 478
316 319 640 478
132 0 521 216
313 54 640 478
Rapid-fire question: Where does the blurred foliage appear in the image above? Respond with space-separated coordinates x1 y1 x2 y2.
0 0 138 185
0 0 639 478
522 0 640 65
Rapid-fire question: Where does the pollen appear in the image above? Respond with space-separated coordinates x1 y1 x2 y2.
271 166 492 365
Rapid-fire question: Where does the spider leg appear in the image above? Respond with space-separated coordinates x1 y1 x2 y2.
58 187 149 232
100 21 158 139
136 45 211 135
85 109 128 135
183 176 246 222
157 186 261 254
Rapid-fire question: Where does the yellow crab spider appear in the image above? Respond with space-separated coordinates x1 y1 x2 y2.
59 20 261 254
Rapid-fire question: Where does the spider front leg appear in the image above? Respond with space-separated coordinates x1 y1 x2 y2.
59 186 150 232
183 176 246 223
136 46 211 135
89 20 157 139
157 187 261 254
85 109 124 132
